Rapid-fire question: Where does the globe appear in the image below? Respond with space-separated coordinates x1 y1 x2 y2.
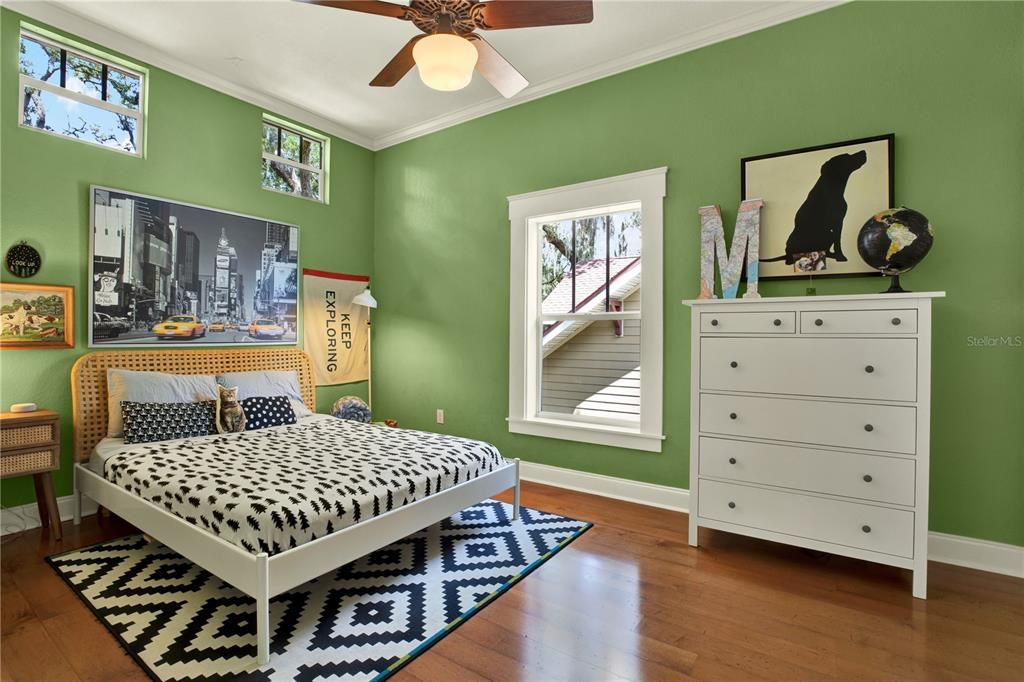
856 207 934 292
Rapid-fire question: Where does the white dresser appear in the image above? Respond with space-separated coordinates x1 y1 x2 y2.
683 292 944 598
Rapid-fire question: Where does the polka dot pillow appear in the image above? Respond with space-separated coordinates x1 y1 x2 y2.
241 395 297 431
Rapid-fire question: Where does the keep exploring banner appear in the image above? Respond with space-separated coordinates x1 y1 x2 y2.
302 269 369 386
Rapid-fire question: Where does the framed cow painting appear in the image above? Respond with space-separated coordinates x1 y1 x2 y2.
742 134 894 280
0 282 74 349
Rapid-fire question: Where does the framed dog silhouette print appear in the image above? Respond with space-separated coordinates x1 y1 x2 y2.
742 134 894 280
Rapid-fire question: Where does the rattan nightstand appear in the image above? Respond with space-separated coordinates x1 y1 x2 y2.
1 409 62 539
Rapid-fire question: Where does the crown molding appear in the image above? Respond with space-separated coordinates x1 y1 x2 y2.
3 1 845 151
371 0 847 149
2 0 376 150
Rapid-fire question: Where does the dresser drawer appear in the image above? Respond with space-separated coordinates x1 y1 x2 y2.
699 437 916 505
700 311 795 334
800 309 917 334
699 393 917 454
698 479 915 558
700 337 917 401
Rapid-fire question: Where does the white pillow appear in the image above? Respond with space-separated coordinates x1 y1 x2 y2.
106 369 219 437
216 370 313 418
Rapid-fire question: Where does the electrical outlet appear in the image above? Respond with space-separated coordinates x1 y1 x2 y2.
435 409 445 425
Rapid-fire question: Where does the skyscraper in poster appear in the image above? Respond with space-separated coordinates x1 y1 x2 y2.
254 222 298 326
214 227 238 322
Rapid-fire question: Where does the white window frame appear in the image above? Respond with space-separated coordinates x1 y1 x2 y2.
17 29 145 157
507 167 667 452
261 117 328 203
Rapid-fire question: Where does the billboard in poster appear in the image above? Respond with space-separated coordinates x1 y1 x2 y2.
272 262 297 303
93 260 121 307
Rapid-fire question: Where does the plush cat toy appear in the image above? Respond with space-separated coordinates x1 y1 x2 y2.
215 385 246 433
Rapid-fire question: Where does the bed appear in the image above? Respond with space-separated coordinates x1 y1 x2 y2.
70 348 520 666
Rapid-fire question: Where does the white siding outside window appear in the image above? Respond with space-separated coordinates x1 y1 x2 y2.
507 168 667 452
541 289 642 420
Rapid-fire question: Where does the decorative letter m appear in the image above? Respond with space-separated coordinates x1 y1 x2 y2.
698 199 764 299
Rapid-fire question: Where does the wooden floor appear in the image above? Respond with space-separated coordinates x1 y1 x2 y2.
2 482 1022 681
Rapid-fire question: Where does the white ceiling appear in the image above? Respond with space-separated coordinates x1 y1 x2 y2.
10 0 840 149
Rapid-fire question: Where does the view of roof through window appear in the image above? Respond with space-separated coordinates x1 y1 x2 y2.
539 207 643 423
541 209 642 317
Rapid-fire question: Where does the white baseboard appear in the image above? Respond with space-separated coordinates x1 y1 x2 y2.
927 531 1024 579
1 495 98 536
518 460 1024 579
519 460 689 512
4 475 1021 580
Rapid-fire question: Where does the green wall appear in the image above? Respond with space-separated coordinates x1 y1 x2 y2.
373 2 1024 545
2 3 1022 546
0 9 375 507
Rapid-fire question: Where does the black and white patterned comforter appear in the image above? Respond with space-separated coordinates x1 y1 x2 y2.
100 416 509 555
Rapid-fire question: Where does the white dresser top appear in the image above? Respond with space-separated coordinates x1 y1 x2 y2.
682 292 945 307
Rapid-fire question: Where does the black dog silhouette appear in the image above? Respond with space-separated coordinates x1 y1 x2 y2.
762 150 867 269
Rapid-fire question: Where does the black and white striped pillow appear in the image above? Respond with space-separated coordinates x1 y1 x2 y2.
241 395 297 431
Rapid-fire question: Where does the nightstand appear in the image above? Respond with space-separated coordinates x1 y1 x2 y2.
1 409 62 539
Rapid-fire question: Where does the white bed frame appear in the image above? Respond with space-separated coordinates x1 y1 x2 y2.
69 349 520 666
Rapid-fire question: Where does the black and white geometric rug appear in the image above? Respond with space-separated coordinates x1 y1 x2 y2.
48 501 590 681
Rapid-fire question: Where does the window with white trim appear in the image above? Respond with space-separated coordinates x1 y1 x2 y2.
18 29 144 155
508 168 666 452
261 117 327 202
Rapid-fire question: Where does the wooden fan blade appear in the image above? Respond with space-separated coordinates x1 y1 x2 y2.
370 35 423 87
470 35 528 98
298 1 411 20
473 1 593 30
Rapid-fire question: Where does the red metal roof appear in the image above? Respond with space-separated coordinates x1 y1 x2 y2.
542 256 640 315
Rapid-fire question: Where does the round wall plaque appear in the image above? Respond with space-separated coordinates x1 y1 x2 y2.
5 241 41 278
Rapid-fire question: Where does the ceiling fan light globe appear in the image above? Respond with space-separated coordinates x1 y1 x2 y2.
412 33 478 91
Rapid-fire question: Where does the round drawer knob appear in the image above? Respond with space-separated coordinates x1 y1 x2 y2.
773 318 782 327
863 474 873 483
862 525 872 533
711 319 719 327
728 457 737 465
891 317 901 326
728 501 736 509
865 365 875 373
814 318 824 327
729 412 737 420
730 361 738 368
864 424 874 432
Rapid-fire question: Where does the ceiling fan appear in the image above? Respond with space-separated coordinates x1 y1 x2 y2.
299 1 594 97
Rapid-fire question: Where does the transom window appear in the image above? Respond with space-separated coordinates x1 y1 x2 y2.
261 118 327 202
18 29 144 155
508 169 666 452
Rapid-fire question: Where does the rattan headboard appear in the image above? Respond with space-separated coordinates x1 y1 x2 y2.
71 348 315 462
